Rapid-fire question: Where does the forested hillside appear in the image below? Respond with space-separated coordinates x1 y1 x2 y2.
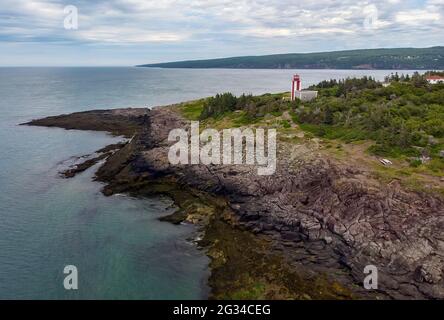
139 47 444 70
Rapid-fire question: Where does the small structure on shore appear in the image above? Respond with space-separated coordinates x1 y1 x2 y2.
426 75 444 84
291 74 318 102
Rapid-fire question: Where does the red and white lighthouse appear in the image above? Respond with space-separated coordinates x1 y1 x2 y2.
290 74 318 102
291 74 302 101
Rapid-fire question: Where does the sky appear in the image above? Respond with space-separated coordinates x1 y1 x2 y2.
0 0 443 66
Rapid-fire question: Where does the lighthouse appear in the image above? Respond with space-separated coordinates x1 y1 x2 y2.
290 74 318 102
291 75 301 101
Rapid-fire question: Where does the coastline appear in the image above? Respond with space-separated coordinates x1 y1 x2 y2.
24 101 444 300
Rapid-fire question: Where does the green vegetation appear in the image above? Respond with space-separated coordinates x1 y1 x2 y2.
199 92 297 122
138 47 444 70
178 72 444 176
177 99 206 120
301 72 444 161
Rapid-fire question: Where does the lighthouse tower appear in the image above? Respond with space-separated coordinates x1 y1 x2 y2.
290 74 318 102
291 74 302 101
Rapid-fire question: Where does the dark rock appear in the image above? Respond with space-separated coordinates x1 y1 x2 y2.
30 105 444 300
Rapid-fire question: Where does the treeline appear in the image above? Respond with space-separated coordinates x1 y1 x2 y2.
199 92 297 120
138 47 444 69
298 75 444 159
382 71 444 86
198 74 443 162
308 76 381 97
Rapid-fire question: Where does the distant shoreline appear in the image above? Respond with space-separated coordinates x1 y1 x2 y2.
139 66 438 70
137 47 444 70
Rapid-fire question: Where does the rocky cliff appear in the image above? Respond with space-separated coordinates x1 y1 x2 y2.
26 105 444 299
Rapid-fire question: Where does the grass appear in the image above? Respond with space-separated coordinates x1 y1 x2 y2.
299 123 369 142
177 99 205 120
280 119 291 128
427 158 444 174
299 123 444 176
372 161 444 196
176 99 263 129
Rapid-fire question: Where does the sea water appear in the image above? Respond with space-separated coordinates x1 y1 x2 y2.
0 67 418 299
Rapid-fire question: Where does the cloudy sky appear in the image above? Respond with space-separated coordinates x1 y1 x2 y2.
0 0 443 66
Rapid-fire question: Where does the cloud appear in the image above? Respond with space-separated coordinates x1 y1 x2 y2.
1 0 442 43
396 9 441 25
76 26 188 43
0 0 443 65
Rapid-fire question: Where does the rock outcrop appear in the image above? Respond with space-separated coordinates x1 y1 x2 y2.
27 106 444 299
130 107 444 299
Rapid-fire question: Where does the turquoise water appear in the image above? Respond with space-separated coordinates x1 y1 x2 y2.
0 67 418 299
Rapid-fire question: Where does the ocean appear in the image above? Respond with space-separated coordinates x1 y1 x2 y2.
0 67 419 299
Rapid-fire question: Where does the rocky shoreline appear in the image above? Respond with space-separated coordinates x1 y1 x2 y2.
25 104 444 300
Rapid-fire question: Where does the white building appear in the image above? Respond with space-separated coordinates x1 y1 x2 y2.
426 75 444 84
294 90 318 102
